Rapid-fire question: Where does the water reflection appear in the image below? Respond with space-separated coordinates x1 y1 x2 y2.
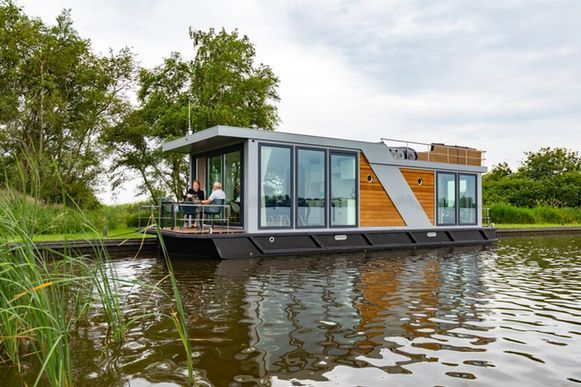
3 236 580 386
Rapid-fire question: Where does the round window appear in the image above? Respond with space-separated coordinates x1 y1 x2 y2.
367 174 374 183
417 177 424 185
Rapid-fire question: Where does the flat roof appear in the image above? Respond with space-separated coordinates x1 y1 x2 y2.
162 125 381 154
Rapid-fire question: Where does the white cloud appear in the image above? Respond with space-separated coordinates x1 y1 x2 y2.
17 0 581 204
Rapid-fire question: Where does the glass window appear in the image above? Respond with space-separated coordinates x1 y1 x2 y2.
437 172 456 225
224 151 242 223
297 148 326 227
260 145 292 228
459 174 477 224
330 153 357 227
207 154 223 194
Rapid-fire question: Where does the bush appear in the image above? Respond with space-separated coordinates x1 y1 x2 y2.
489 203 581 224
489 203 535 224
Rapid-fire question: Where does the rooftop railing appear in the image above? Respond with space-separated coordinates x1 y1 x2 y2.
381 138 486 166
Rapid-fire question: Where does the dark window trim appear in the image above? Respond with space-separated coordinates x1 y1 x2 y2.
258 142 294 230
329 150 359 228
458 173 478 226
295 146 328 229
436 171 457 226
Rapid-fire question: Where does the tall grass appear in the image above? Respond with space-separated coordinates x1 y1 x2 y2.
1 160 195 385
0 191 125 386
489 203 581 224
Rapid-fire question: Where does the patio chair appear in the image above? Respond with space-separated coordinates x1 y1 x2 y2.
180 200 198 228
203 199 225 230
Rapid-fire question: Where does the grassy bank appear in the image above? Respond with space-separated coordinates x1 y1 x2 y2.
495 223 581 229
0 189 153 236
489 203 581 225
31 227 154 242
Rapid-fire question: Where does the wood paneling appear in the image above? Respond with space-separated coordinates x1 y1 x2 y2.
416 144 482 166
400 168 435 224
359 155 406 227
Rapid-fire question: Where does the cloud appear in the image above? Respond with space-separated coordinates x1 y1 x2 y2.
17 0 581 203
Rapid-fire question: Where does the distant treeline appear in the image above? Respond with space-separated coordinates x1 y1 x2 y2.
483 147 580 208
483 147 581 224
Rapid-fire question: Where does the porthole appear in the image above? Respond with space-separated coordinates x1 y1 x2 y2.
417 177 424 186
367 174 374 183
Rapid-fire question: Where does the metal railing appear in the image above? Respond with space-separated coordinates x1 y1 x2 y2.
482 207 492 227
381 138 486 166
140 201 233 234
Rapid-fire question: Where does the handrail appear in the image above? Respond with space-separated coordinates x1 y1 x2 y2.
381 138 486 165
155 201 233 233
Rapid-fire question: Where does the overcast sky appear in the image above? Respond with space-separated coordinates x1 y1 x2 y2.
19 0 581 203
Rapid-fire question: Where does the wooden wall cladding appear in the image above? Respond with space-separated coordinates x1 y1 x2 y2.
400 168 435 224
359 155 406 227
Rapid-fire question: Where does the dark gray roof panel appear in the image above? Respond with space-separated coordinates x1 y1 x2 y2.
161 125 380 154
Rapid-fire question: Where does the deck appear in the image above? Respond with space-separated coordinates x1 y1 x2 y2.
160 226 245 235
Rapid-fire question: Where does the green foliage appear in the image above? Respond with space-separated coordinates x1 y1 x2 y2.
483 147 581 208
518 147 581 180
106 28 280 203
489 203 581 224
0 189 147 234
489 203 536 224
0 2 135 208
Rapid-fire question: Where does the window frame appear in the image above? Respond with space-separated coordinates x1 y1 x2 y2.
197 143 244 226
258 142 295 230
458 173 478 226
436 171 458 226
329 150 359 228
295 146 328 229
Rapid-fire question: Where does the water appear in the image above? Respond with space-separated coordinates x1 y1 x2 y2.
4 236 581 386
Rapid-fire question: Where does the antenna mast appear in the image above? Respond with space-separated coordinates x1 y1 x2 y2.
188 96 192 134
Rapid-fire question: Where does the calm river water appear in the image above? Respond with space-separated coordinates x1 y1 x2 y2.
6 236 581 386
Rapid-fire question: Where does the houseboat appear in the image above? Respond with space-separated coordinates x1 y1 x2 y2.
156 125 496 259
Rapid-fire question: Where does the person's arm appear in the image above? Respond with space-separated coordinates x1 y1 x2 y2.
202 191 215 204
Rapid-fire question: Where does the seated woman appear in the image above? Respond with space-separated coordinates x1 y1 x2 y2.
183 180 205 228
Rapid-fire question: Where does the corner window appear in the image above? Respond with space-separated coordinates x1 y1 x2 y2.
330 152 357 227
459 174 477 225
296 148 326 228
259 144 292 228
437 172 456 225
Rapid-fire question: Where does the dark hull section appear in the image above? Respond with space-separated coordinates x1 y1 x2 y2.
158 228 497 260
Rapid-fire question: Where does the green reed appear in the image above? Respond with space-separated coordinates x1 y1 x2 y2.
0 190 126 386
1 158 196 385
152 217 195 385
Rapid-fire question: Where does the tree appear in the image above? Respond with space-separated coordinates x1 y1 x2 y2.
0 2 134 207
107 28 280 201
483 162 512 182
518 147 581 180
483 147 581 207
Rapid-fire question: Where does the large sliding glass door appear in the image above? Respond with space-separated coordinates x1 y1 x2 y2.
296 148 326 228
200 146 243 225
437 172 456 225
330 152 357 227
259 144 292 228
258 144 359 230
459 174 477 225
437 172 478 226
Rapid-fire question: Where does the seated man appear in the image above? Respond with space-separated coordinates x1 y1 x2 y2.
202 181 226 204
201 182 226 228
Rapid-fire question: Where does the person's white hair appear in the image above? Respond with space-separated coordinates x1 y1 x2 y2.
213 181 222 190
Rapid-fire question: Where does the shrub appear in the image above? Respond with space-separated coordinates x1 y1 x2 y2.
489 203 535 224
